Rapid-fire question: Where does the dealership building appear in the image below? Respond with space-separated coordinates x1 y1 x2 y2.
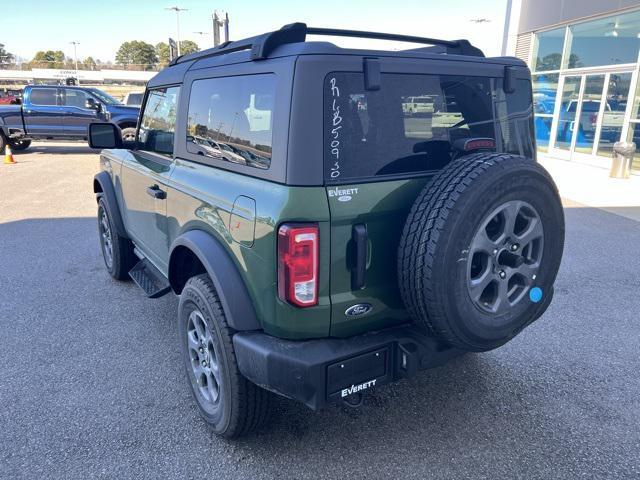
504 0 640 172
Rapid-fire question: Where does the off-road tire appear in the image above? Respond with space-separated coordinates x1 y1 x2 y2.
97 197 136 280
398 153 564 352
179 274 272 438
9 139 31 151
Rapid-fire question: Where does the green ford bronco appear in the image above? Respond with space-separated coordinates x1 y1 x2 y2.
90 23 565 438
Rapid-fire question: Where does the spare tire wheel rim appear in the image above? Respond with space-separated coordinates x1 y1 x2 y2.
467 200 544 315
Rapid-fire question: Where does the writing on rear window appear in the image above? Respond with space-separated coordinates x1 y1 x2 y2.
327 77 342 179
323 72 534 183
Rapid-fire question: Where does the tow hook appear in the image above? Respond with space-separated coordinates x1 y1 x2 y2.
342 392 364 408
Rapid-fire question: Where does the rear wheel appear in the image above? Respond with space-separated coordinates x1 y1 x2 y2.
179 274 272 438
9 139 31 151
398 153 564 352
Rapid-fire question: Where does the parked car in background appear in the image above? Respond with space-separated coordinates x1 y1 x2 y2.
557 99 625 144
402 95 436 116
0 88 21 105
122 91 144 107
0 85 140 152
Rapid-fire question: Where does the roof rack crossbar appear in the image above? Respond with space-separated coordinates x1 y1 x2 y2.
173 22 482 65
305 27 460 49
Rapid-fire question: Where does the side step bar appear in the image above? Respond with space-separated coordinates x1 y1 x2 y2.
128 258 171 298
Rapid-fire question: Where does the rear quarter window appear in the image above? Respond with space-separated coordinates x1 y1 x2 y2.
324 72 534 183
185 74 275 170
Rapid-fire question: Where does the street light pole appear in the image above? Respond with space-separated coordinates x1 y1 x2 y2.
70 41 80 85
165 6 188 56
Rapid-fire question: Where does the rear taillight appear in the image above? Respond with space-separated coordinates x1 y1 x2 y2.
277 224 319 307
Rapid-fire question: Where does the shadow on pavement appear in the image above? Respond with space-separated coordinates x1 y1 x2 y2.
21 144 99 155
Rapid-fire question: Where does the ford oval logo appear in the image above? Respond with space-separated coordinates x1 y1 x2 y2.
345 303 372 317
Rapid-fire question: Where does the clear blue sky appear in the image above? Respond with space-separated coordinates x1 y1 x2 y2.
3 0 508 62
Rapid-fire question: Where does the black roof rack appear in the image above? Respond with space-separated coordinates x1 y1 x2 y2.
171 22 483 65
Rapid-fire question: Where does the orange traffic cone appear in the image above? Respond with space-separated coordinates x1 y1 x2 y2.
4 144 16 164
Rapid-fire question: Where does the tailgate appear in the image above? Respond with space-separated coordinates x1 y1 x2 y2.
326 178 430 337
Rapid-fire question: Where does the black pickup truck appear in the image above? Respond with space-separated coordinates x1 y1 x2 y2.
0 85 139 152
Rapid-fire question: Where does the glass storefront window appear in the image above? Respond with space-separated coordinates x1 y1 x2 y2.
555 76 582 150
574 75 605 154
532 73 558 153
532 28 565 72
532 74 559 114
566 10 640 69
535 117 552 152
597 73 632 157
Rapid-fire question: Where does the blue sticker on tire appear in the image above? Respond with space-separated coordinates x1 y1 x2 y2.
529 287 542 303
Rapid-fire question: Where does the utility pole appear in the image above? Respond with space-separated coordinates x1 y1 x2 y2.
501 0 513 56
165 6 188 56
224 12 229 43
213 11 221 46
70 41 80 85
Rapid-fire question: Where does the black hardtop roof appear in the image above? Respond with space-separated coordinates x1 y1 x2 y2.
148 22 527 87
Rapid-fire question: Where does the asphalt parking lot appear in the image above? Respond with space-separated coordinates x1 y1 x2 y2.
1 143 639 479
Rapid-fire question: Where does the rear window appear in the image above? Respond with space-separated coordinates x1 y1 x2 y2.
324 73 534 182
186 74 275 170
126 93 143 105
29 88 58 106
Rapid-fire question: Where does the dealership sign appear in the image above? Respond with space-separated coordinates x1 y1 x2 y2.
0 68 155 82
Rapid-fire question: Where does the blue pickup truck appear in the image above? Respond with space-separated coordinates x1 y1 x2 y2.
0 85 140 152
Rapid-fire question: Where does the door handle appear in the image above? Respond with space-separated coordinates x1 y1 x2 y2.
146 185 166 200
351 224 368 290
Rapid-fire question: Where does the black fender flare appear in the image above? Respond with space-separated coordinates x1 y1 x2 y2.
93 171 127 238
169 230 261 331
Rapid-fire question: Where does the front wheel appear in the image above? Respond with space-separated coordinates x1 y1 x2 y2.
97 197 136 280
10 139 31 151
179 274 272 438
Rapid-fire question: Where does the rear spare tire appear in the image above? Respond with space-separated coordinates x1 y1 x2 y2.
398 153 564 352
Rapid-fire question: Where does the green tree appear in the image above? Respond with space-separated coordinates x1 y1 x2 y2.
115 40 158 70
0 43 14 66
156 40 199 67
29 50 67 68
179 40 199 56
155 42 170 66
83 56 97 70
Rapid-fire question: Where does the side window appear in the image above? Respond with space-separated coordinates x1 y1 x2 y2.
29 88 58 106
62 89 89 108
186 74 275 170
138 86 180 157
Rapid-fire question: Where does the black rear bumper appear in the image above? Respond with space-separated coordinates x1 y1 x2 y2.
233 324 463 410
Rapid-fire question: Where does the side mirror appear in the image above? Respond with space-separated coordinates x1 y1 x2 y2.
85 98 101 111
89 122 123 149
